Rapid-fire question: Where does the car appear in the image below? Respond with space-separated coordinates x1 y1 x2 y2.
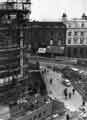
71 67 79 72
62 79 71 87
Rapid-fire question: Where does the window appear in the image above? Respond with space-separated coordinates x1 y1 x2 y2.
4 78 9 85
80 38 84 44
68 31 72 36
58 40 61 45
74 32 78 36
0 79 4 86
68 23 72 28
51 31 53 36
73 38 78 44
68 39 71 44
81 23 84 27
86 39 87 44
81 32 84 36
59 32 62 36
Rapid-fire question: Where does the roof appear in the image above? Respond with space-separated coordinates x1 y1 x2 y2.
28 21 66 28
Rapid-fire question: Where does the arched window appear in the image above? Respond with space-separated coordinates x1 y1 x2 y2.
73 38 78 44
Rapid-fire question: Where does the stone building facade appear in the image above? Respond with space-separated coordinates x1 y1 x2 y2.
26 21 66 55
64 18 87 58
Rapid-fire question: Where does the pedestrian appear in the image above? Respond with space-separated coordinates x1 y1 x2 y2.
64 88 68 99
50 78 52 84
82 100 85 106
69 92 71 99
66 114 70 120
72 88 75 95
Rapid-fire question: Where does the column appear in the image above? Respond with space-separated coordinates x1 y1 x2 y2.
77 47 80 58
71 47 74 58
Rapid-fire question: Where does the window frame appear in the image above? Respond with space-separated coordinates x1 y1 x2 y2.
68 38 71 44
68 31 72 36
81 23 84 28
74 31 78 36
80 38 84 44
73 38 78 44
80 32 84 36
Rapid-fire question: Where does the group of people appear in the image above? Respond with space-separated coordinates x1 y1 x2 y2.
64 88 75 100
64 87 87 120
64 87 86 106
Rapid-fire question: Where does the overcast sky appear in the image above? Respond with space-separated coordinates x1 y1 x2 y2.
30 0 87 21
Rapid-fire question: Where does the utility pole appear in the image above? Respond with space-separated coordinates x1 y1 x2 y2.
20 27 24 77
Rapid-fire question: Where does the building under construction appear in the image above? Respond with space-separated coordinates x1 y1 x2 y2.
0 1 68 120
0 0 31 103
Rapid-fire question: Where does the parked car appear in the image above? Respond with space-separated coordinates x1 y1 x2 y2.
62 79 71 87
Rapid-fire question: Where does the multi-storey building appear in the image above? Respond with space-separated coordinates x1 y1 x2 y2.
0 0 31 103
27 21 66 56
64 18 87 58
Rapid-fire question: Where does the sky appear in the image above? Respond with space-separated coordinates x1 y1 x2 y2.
30 0 87 21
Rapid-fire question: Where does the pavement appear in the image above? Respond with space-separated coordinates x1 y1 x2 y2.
44 69 82 110
42 67 87 120
29 57 87 119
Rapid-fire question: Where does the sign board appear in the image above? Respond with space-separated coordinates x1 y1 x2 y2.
37 48 46 54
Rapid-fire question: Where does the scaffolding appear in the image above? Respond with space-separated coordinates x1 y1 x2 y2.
0 0 31 80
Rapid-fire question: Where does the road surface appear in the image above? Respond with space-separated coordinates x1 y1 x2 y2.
42 67 87 120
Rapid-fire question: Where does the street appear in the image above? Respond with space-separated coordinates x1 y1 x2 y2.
28 57 87 119
42 65 87 120
28 56 87 71
43 69 82 110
